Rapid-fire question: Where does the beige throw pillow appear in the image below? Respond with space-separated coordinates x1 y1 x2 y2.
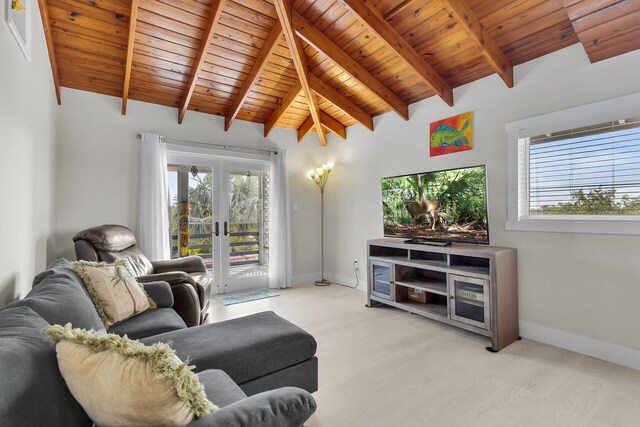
72 260 155 327
45 324 217 426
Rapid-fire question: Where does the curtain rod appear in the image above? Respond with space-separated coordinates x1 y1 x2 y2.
136 134 277 155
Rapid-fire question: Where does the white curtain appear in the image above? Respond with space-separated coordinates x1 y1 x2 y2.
136 132 170 261
268 149 293 289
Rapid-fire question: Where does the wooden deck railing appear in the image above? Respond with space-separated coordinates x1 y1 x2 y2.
171 230 260 266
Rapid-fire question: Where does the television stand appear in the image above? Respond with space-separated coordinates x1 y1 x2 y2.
367 238 519 352
404 238 451 247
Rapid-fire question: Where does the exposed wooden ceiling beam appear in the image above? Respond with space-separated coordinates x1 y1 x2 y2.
263 81 302 137
341 0 454 107
308 74 374 132
298 111 347 142
440 0 513 88
121 0 139 115
293 11 408 121
297 115 315 142
37 0 61 105
274 0 326 146
225 22 283 131
321 112 347 140
178 0 226 124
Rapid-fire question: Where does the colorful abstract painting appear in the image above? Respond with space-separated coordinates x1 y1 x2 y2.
429 111 473 157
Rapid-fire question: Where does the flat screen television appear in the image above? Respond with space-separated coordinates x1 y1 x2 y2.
381 165 489 244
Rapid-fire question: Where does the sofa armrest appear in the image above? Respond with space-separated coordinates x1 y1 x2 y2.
188 387 316 427
141 281 174 308
152 256 207 274
137 271 195 286
138 273 200 327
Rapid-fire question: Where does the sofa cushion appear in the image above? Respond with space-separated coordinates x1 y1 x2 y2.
5 259 105 331
141 281 174 308
108 307 186 339
71 260 154 328
0 306 90 427
188 387 317 427
197 370 247 408
141 311 317 385
45 324 216 426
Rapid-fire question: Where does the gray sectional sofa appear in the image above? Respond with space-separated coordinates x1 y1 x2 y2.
0 259 318 426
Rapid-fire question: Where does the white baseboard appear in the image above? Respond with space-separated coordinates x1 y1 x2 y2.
292 272 320 286
324 272 366 292
520 320 640 371
292 272 366 291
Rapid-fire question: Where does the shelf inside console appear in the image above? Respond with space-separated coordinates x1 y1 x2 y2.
395 286 447 317
369 245 408 258
395 265 447 295
409 250 447 264
449 254 490 275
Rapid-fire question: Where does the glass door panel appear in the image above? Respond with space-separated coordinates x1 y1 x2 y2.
219 161 269 293
168 165 215 269
370 262 393 300
449 274 490 329
187 170 214 271
221 165 269 292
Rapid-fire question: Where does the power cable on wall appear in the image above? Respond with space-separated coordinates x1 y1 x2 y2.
327 261 359 290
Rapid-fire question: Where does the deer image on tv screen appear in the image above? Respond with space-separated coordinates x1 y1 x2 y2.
382 165 489 244
403 198 442 230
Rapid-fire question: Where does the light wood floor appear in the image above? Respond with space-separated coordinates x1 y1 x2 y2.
209 284 640 427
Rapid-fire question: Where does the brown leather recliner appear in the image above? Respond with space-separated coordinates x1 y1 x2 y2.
72 224 211 327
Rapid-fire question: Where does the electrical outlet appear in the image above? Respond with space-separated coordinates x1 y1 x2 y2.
353 260 359 270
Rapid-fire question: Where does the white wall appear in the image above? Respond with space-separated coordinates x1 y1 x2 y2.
322 44 640 357
53 90 332 279
0 4 57 304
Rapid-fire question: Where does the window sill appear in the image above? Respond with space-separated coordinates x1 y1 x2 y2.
505 219 640 235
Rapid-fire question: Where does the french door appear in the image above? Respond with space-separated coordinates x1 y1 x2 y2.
168 153 270 295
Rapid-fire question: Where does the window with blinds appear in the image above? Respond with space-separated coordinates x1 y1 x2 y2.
519 117 640 218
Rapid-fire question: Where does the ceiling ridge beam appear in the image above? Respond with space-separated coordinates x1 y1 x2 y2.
178 0 226 124
274 0 327 146
308 74 373 131
37 0 61 105
293 10 408 121
121 0 139 115
298 111 347 142
264 74 374 137
225 22 283 131
440 0 513 88
341 0 454 107
263 80 302 137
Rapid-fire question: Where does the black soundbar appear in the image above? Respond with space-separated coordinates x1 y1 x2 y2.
403 238 452 247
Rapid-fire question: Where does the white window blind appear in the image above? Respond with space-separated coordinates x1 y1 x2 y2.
520 117 640 217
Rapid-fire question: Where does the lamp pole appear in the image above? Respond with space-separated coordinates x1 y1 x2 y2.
307 163 334 286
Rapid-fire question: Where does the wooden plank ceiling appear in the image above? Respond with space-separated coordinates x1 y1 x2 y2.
36 0 638 145
563 0 640 63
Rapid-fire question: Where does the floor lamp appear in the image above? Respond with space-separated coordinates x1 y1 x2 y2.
307 162 334 286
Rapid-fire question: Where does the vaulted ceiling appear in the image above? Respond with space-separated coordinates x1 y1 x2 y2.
37 0 640 145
